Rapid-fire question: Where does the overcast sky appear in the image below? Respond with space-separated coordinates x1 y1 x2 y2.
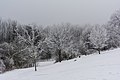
0 0 120 25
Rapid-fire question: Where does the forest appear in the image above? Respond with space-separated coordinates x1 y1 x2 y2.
0 9 120 72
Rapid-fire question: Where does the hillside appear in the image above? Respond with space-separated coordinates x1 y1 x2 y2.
0 48 120 80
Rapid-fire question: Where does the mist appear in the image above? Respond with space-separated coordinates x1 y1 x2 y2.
0 0 120 25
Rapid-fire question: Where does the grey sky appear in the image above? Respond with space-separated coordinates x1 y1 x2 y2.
0 0 120 25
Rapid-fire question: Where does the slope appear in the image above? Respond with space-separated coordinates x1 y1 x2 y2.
0 48 120 80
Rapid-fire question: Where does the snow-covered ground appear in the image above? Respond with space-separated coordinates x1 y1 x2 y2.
0 48 120 80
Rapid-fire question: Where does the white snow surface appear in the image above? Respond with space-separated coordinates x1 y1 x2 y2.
0 48 120 80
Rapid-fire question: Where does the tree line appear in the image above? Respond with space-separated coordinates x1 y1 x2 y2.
0 9 120 72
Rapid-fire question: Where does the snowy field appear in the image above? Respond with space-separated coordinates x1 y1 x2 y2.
0 48 120 80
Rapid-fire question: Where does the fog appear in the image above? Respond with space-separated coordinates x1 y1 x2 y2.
0 0 120 25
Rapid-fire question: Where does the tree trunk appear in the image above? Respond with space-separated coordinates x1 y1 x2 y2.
58 49 62 62
98 49 100 54
34 59 37 71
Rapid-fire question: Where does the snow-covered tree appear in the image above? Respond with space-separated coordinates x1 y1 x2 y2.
89 25 108 54
0 19 17 43
107 9 120 48
0 19 8 42
18 24 46 71
48 23 75 62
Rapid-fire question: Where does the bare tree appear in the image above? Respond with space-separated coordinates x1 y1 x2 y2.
48 23 74 62
89 25 108 54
